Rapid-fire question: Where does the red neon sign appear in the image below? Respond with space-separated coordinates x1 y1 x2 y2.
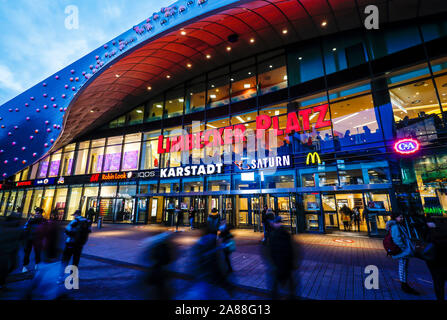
157 104 331 154
394 138 420 155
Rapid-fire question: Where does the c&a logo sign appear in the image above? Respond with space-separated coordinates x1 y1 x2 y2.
306 152 321 165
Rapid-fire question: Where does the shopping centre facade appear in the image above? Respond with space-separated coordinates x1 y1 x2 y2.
1 0 447 237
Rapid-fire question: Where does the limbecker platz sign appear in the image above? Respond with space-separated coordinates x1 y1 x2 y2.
157 104 331 154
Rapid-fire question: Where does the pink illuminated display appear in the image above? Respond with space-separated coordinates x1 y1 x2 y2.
394 138 420 155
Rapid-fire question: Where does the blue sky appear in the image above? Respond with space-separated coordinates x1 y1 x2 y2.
0 0 173 105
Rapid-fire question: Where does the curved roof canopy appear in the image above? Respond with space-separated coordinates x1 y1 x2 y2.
1 0 446 179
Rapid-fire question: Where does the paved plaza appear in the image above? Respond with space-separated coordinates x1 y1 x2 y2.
0 223 440 300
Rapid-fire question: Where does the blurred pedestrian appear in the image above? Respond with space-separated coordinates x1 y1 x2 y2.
175 206 183 232
22 208 46 272
0 216 23 290
263 208 275 245
385 212 419 295
340 205 352 231
207 208 221 235
59 210 91 281
267 216 297 299
86 207 96 223
26 214 64 300
261 204 268 242
186 226 233 299
352 207 361 232
188 206 196 230
219 221 235 274
139 232 175 299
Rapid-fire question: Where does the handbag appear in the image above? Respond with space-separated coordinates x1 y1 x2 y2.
412 239 436 261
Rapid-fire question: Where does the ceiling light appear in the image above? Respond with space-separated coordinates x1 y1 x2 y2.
250 38 255 43
332 48 337 51
166 75 171 79
226 46 231 51
321 21 327 27
90 110 94 113
230 78 234 82
236 116 245 123
269 65 273 68
156 104 163 108
244 84 251 89
115 74 120 78
136 110 143 114
298 57 302 60
179 98 184 103
282 29 288 34
147 86 152 90
180 30 186 35
187 63 192 68
206 54 211 59
210 94 217 99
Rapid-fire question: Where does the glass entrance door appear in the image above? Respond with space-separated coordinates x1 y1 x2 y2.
268 194 293 232
238 195 265 230
322 194 339 230
302 193 322 231
113 198 134 223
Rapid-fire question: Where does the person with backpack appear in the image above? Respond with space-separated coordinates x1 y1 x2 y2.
352 207 361 232
384 212 419 295
60 210 91 275
207 208 221 235
175 206 183 232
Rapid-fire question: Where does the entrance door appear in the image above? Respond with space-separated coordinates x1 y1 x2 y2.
136 197 148 224
268 194 293 231
222 195 235 226
322 194 339 230
335 193 366 233
302 193 322 231
238 195 264 230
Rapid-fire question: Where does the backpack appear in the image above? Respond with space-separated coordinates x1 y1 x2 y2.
69 218 91 245
383 230 402 256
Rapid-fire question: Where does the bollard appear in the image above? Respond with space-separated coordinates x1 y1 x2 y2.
97 216 103 229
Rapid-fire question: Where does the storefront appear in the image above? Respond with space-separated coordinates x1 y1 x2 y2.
2 9 447 238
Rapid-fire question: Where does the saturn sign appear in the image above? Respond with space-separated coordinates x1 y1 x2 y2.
394 138 420 155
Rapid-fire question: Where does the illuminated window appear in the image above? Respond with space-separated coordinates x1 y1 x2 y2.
165 86 184 118
207 74 230 109
103 136 123 172
127 105 144 125
185 77 206 113
258 55 287 95
231 67 256 103
146 96 164 122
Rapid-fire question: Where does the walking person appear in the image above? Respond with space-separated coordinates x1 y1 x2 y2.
263 208 275 245
22 208 46 272
188 206 196 230
267 216 297 299
207 208 221 235
86 207 96 223
261 205 268 243
59 210 91 281
340 205 352 231
175 206 183 232
352 207 361 232
219 221 235 274
385 212 419 295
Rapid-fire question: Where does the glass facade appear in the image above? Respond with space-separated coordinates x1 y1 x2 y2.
2 17 447 234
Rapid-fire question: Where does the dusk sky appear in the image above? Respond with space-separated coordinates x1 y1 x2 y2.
0 0 173 105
